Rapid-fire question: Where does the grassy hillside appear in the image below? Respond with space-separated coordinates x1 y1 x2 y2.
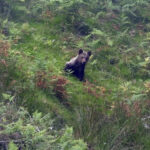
1 0 150 149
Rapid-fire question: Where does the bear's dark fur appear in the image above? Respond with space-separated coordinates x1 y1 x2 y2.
64 49 91 81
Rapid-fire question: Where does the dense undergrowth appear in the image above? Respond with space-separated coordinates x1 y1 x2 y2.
1 0 150 149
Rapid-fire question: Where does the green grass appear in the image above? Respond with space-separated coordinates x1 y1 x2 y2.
1 0 150 149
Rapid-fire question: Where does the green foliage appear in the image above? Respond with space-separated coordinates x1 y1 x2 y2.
58 127 87 150
8 142 18 150
1 0 150 149
0 98 87 150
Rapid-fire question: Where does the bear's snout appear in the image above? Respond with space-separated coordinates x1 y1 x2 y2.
81 58 86 64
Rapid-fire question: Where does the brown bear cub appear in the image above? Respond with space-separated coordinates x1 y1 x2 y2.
64 49 92 81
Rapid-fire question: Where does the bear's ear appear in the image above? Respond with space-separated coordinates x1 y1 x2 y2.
78 49 83 54
88 51 92 56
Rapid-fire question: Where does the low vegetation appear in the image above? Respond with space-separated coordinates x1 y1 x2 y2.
1 0 150 149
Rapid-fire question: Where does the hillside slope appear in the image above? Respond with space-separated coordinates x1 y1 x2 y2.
1 0 150 149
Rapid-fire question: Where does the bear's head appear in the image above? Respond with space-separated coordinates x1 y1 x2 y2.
77 49 91 65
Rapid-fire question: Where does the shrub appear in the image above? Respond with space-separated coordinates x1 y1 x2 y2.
0 96 87 150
